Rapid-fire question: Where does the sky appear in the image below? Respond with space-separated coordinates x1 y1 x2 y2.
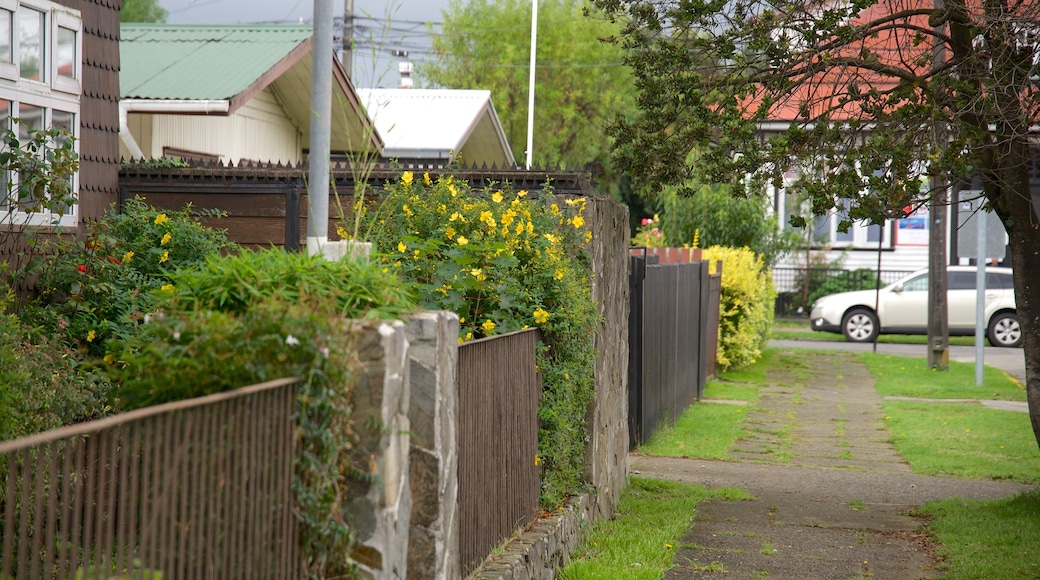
157 0 448 87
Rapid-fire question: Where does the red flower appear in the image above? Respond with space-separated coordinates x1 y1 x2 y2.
77 264 87 273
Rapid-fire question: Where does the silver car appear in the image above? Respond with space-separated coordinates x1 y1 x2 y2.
809 266 1021 347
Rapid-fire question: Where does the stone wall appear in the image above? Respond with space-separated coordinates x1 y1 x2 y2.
561 193 632 520
346 320 414 579
403 312 461 580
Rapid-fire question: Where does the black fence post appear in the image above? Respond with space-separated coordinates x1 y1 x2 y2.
285 178 301 252
628 249 646 449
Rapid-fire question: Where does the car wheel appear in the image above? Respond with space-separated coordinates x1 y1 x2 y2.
841 308 878 343
987 312 1022 348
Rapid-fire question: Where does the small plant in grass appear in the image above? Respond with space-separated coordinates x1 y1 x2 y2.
760 539 777 555
24 197 232 356
364 172 599 508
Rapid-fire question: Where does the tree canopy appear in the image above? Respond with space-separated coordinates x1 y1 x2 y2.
121 0 167 23
594 0 1040 446
420 0 635 170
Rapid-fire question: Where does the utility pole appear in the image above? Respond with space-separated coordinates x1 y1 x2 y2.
342 0 354 77
307 0 333 257
927 0 949 370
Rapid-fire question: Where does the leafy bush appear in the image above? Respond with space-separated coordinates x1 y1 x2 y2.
807 268 879 306
362 171 599 508
657 183 798 266
702 246 775 371
0 312 111 440
25 197 232 355
104 248 416 578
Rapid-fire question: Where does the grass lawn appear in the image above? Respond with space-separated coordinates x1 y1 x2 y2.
860 353 1025 401
559 477 752 579
771 326 977 346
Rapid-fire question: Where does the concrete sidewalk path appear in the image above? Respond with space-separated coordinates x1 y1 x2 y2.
631 352 1035 580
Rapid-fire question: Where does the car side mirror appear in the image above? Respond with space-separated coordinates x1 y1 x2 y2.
892 283 903 293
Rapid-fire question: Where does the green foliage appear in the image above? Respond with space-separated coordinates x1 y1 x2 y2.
364 172 599 507
0 312 111 440
105 249 415 579
702 246 775 371
0 122 79 286
24 197 232 355
656 184 798 267
120 0 167 22
421 0 634 171
167 246 416 319
806 268 879 306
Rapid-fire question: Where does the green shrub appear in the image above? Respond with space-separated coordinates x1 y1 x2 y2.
103 248 416 578
25 197 232 355
807 268 879 306
362 171 600 508
0 313 111 440
702 246 775 371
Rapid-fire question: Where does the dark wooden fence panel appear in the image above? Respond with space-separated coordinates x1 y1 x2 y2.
457 329 541 574
0 378 300 580
629 251 716 448
706 264 723 379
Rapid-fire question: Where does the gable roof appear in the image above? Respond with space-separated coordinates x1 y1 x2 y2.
356 89 516 167
120 24 381 153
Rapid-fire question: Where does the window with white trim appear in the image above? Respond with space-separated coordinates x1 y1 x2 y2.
0 0 80 227
777 184 892 249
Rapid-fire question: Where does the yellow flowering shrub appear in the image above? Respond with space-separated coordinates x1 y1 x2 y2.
363 174 600 507
702 245 775 371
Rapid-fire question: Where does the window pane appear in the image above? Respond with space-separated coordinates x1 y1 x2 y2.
18 8 44 81
15 102 42 210
57 27 75 79
0 9 11 63
865 223 881 243
812 214 830 243
51 110 74 214
948 271 976 291
902 274 928 292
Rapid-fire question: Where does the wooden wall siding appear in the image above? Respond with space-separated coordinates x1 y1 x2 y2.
132 89 303 166
119 164 598 249
51 0 121 221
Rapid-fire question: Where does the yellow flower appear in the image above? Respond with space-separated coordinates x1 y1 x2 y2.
465 331 473 341
533 308 549 324
517 190 528 198
481 319 496 334
160 232 172 246
103 353 116 364
565 197 584 206
445 226 456 239
122 251 134 263
491 191 503 203
584 231 593 243
424 172 432 185
544 233 559 245
457 236 469 245
153 213 168 225
470 268 486 281
534 454 541 466
450 211 462 222
571 215 585 228
554 268 565 280
526 221 534 235
398 241 407 253
86 330 96 342
401 171 414 186
437 204 447 214
159 250 169 263
336 226 350 239
161 283 174 292
550 204 560 215
403 204 413 216
448 183 458 197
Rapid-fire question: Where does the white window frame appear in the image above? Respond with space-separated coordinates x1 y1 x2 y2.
0 0 79 228
776 180 893 250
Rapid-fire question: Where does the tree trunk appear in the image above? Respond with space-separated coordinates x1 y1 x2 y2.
986 142 1040 447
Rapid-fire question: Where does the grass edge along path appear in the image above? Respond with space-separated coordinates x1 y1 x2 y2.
559 477 752 580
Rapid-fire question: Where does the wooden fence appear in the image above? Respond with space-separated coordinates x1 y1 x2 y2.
628 249 722 448
457 329 542 574
0 378 300 580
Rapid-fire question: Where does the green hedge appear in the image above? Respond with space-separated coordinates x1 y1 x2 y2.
702 246 775 371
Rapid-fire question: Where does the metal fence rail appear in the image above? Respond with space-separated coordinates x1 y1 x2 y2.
773 267 914 316
0 378 301 580
457 329 541 574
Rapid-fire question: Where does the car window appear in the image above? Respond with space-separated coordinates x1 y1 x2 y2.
988 272 1014 289
948 271 976 290
901 274 928 292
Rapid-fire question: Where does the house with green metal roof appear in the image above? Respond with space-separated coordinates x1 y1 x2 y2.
118 24 380 165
